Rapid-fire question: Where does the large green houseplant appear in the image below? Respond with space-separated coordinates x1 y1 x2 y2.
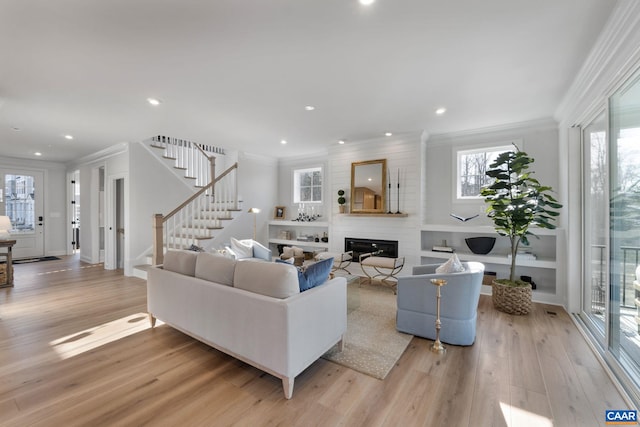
480 145 562 314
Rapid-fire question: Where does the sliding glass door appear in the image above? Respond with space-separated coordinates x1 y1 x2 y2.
583 69 640 395
608 71 640 381
582 111 608 345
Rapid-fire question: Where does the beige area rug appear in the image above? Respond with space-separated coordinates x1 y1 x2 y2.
322 277 413 380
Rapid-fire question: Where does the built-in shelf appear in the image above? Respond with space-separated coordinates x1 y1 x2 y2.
420 223 561 305
342 213 409 217
419 250 556 269
268 221 330 253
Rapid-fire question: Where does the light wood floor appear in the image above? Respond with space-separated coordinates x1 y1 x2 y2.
0 256 629 426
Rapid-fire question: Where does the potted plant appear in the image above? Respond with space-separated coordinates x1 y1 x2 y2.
480 145 562 315
337 189 347 213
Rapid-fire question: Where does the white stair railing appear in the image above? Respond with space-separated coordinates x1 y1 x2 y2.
150 135 225 187
153 163 238 265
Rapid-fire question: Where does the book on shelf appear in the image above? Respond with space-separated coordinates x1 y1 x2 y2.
432 246 454 253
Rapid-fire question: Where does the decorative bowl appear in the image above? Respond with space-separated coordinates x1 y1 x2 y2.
465 237 496 255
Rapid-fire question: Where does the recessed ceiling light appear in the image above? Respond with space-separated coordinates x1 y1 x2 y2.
304 105 315 111
11 127 21 132
338 140 345 145
359 0 375 5
147 98 162 106
34 152 42 156
281 140 287 145
435 107 447 115
385 132 393 136
64 135 74 140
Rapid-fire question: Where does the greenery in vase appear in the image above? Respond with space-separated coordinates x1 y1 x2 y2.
480 145 562 284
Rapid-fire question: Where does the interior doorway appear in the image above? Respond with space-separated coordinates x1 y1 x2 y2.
115 178 124 269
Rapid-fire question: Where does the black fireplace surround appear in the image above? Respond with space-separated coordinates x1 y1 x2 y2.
345 238 399 262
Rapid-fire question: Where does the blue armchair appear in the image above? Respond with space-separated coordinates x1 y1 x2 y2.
396 262 484 346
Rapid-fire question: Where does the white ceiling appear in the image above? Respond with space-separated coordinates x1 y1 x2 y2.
0 0 616 163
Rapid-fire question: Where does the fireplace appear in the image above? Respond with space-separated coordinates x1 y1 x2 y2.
345 237 398 262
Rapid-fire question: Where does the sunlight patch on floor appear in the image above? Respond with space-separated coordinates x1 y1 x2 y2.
49 312 160 359
37 263 103 276
500 401 553 427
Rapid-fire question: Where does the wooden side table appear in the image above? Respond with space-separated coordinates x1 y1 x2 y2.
0 240 16 288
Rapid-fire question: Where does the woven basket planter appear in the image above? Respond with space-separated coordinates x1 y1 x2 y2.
491 280 532 315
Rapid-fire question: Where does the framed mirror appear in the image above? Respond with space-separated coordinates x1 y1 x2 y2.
351 159 387 213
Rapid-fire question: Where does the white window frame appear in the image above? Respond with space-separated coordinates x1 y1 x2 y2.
455 142 518 200
292 166 323 204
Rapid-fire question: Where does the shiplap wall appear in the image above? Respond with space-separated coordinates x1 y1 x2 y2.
328 133 423 270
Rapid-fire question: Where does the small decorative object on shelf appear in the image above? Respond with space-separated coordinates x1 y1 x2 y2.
293 203 322 222
433 240 453 253
337 190 346 214
464 236 496 254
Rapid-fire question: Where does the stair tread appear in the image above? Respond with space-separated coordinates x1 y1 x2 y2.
133 264 152 271
185 176 197 180
150 144 165 149
162 155 176 160
174 166 187 170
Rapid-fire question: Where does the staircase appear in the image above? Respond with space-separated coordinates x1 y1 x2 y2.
132 136 239 279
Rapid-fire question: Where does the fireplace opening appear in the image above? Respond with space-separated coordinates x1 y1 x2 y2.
345 238 398 262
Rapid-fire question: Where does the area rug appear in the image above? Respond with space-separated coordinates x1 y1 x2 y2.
322 277 413 380
13 256 61 264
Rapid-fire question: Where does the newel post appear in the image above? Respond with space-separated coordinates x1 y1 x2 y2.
153 213 164 266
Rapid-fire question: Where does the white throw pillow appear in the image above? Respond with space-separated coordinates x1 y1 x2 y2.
229 237 254 259
435 253 465 274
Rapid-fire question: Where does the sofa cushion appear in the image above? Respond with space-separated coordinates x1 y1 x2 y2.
234 260 300 299
298 257 333 292
163 249 198 276
195 252 236 286
229 237 254 259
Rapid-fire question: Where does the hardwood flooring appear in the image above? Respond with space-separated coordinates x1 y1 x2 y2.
0 256 629 426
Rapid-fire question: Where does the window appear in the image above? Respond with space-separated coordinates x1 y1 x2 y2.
293 167 322 203
456 144 515 199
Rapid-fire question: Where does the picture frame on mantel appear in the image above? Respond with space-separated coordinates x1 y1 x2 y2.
274 206 286 220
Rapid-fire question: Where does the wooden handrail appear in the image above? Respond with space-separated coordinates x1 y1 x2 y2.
163 162 238 223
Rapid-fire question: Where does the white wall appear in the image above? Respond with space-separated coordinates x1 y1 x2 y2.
215 152 278 247
0 156 67 256
328 134 423 270
277 154 329 220
555 0 640 312
425 119 560 227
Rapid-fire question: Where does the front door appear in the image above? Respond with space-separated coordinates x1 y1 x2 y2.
0 170 45 259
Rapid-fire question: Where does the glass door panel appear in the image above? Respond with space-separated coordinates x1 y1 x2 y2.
0 170 44 258
582 111 608 344
609 70 640 384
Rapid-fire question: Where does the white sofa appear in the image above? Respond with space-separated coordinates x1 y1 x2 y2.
147 249 347 399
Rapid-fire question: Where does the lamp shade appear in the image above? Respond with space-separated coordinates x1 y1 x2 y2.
0 216 12 240
248 208 261 213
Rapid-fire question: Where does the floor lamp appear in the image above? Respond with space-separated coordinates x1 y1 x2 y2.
248 208 260 240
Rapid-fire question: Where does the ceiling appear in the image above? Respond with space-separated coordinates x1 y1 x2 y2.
0 0 616 163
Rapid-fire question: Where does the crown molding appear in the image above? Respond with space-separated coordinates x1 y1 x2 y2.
426 117 557 146
67 142 129 167
555 0 640 126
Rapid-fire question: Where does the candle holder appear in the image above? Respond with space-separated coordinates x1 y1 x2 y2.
430 278 447 354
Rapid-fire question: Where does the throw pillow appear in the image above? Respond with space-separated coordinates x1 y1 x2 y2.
298 257 333 292
188 244 205 252
435 253 465 274
281 246 303 259
229 237 254 259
